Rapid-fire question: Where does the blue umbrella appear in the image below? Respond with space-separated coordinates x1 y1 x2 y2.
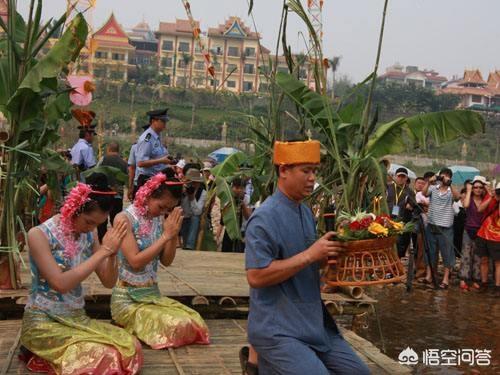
208 147 240 163
448 165 480 185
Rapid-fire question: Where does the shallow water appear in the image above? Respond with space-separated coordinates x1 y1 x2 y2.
359 283 499 374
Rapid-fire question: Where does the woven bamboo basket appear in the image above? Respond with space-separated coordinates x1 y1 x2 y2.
324 236 405 286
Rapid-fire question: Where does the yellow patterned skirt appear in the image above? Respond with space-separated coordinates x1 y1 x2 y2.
20 308 143 375
111 284 210 349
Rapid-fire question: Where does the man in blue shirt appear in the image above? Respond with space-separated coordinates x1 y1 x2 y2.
244 140 369 375
70 125 97 181
134 108 174 190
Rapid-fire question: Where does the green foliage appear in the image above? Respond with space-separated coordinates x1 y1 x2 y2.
0 1 88 288
373 82 461 116
210 152 249 241
276 70 485 213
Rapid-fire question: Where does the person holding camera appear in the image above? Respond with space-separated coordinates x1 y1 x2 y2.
221 178 252 253
421 168 461 289
180 168 206 249
386 167 415 258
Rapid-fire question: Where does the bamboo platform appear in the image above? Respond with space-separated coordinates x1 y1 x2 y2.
0 251 377 309
0 319 410 375
0 250 247 301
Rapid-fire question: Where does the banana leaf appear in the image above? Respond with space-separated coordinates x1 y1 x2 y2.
209 151 250 241
41 149 73 174
211 151 248 178
215 175 241 241
6 13 87 122
276 70 486 214
366 110 485 158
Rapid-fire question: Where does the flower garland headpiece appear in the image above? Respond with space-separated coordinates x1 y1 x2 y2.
133 173 184 236
134 173 167 215
60 183 116 258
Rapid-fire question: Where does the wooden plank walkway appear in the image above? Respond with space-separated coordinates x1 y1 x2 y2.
0 250 248 301
0 251 377 307
0 319 410 375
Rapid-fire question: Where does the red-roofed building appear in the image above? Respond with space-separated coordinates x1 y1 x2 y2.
439 69 500 108
379 63 447 90
487 71 500 107
462 70 486 85
90 13 135 81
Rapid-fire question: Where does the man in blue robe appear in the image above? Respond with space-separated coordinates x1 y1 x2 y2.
244 140 370 375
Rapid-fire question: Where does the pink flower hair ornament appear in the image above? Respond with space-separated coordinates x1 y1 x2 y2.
59 183 116 259
134 173 168 216
133 173 184 236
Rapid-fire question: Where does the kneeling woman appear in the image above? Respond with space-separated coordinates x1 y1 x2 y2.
21 175 143 374
111 173 210 349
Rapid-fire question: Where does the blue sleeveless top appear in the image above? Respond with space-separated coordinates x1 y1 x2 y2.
26 216 93 315
118 205 163 286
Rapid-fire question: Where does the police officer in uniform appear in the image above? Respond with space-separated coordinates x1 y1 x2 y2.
134 108 174 193
70 110 97 181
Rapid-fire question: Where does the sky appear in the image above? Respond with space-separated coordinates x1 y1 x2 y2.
17 0 500 82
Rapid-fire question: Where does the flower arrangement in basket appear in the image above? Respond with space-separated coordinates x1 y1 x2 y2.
321 211 414 286
336 211 411 241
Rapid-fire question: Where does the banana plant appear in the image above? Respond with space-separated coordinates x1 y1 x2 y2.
210 151 249 241
0 0 88 288
275 69 485 215
255 0 485 218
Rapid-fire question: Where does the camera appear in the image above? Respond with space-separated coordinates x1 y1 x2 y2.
436 175 443 182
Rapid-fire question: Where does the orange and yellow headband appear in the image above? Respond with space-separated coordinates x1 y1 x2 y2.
273 140 321 166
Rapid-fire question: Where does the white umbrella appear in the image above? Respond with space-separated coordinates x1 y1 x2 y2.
388 163 417 179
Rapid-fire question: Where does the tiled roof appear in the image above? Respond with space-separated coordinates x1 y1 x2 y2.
460 69 486 85
380 69 446 83
94 13 128 39
92 13 134 49
423 71 447 82
208 16 260 39
158 19 199 35
487 71 500 91
128 22 157 43
132 21 150 31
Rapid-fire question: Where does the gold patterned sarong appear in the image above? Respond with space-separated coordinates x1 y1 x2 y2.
111 284 210 349
21 309 143 375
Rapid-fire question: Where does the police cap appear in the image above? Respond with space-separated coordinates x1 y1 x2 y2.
147 108 169 122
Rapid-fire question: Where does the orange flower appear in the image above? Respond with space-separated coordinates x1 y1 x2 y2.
388 219 404 231
368 222 389 237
